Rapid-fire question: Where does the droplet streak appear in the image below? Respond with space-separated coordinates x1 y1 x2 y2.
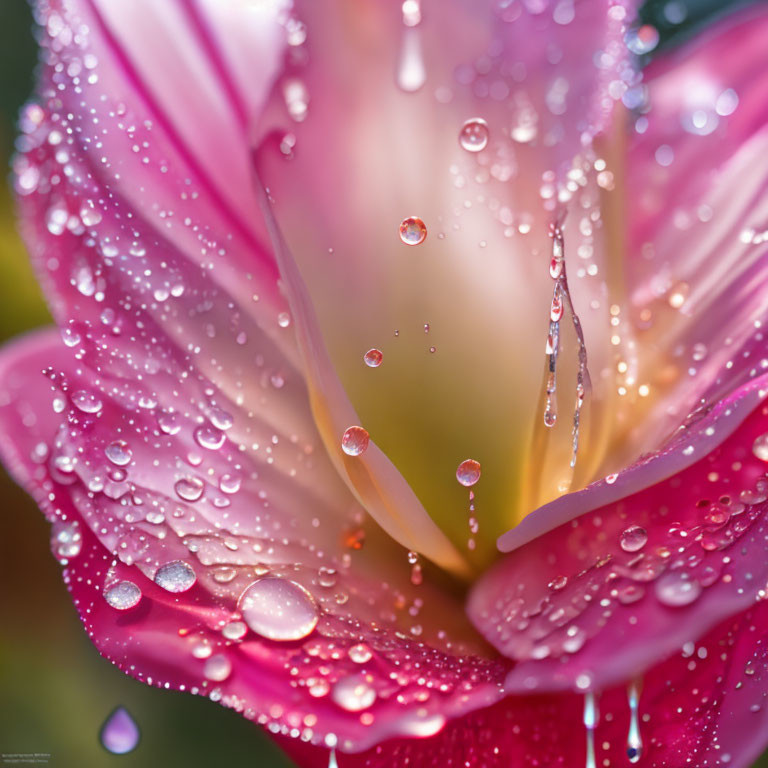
626 679 643 763
583 692 598 768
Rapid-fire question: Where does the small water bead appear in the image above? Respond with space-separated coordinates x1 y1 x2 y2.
51 520 82 560
349 643 373 664
104 580 142 610
341 426 370 456
752 433 768 462
100 707 140 755
175 475 205 502
222 621 248 640
105 440 132 466
399 216 427 246
619 525 648 553
194 425 226 451
204 654 232 682
79 199 102 227
154 560 197 593
277 311 291 328
654 570 702 607
459 118 489 152
363 348 383 368
239 577 319 641
219 473 242 494
331 674 377 712
71 389 103 414
456 459 481 487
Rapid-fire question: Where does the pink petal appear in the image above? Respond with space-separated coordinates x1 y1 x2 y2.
470 370 768 695
0 328 507 753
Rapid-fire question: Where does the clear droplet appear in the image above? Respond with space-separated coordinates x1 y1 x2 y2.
239 577 319 641
331 674 377 712
363 348 383 368
104 580 142 610
342 426 370 456
399 216 427 246
154 560 197 593
753 433 768 462
348 643 373 664
456 459 481 487
50 520 82 560
72 389 103 414
459 118 489 152
222 620 248 640
194 425 226 451
619 525 648 553
204 653 232 682
654 570 702 607
100 707 140 755
105 440 132 466
175 476 205 502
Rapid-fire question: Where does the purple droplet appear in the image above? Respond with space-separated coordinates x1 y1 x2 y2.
100 707 140 754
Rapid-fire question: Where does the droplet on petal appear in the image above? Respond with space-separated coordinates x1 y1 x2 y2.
363 348 383 368
239 577 319 641
105 440 132 466
619 525 648 553
399 216 427 246
459 118 489 152
341 426 370 456
204 653 232 682
654 570 702 607
104 580 142 610
100 707 140 754
331 674 377 711
752 433 768 462
456 459 481 487
174 475 205 502
154 560 197 593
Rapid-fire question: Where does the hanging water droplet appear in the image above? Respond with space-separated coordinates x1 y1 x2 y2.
103 580 142 610
619 525 648 553
363 348 383 368
154 560 197 593
341 426 370 456
399 216 427 246
654 570 702 607
331 674 377 711
627 679 643 763
105 440 132 466
175 475 205 502
239 577 319 641
459 118 489 152
752 433 768 462
100 707 140 754
456 459 481 487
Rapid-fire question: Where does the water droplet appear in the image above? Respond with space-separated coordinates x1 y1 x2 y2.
349 643 373 664
341 426 370 456
277 311 291 328
331 674 377 712
456 459 481 487
363 348 383 368
219 473 242 494
100 707 140 755
459 118 489 152
619 525 648 553
154 560 197 593
399 216 427 246
654 570 702 607
79 199 102 227
175 476 205 502
204 653 232 682
583 692 598 768
50 520 82 560
627 679 643 763
71 389 103 414
194 425 226 451
222 621 247 640
625 24 659 55
105 440 132 466
328 748 339 768
239 577 319 641
753 433 768 462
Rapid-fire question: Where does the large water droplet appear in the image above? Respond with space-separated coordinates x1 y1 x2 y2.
105 440 132 466
753 433 768 462
619 525 648 553
459 118 489 152
456 459 481 487
154 560 197 593
654 570 702 607
104 580 142 610
399 216 427 246
71 389 103 414
100 707 140 754
331 674 377 711
194 425 226 451
204 653 232 682
363 348 383 368
175 476 205 502
239 577 319 641
341 426 370 456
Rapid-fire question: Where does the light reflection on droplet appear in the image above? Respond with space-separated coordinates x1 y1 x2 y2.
456 459 481 487
100 707 140 755
239 577 319 641
459 118 489 152
399 216 427 246
342 426 370 456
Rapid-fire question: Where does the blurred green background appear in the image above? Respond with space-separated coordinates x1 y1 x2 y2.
0 1 761 767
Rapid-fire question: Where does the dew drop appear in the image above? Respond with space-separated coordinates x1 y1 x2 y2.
79 199 102 227
222 620 248 640
100 707 140 755
399 216 427 246
619 525 648 553
239 577 319 641
459 118 489 152
204 653 232 682
331 674 377 712
50 520 82 560
154 560 197 593
175 475 205 502
752 433 768 462
363 348 383 368
349 643 373 664
341 426 370 456
194 425 226 451
654 570 702 607
104 580 142 611
105 440 132 466
219 473 242 495
71 389 103 414
456 459 481 487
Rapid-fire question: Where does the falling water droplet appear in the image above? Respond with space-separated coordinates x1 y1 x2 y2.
104 580 142 610
396 2 425 92
399 216 427 246
239 577 319 641
459 118 489 152
619 525 648 553
626 679 643 763
342 426 370 456
154 560 197 593
363 348 383 368
583 692 598 768
456 459 481 487
100 707 140 754
328 748 339 768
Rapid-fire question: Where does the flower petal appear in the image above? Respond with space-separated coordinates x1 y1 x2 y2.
470 370 768 695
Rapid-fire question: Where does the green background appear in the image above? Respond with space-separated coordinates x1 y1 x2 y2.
0 1 761 767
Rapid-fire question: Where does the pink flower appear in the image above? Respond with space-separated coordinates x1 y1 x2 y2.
2 0 768 766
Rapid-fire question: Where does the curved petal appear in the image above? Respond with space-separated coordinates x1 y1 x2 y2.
0 328 506 753
470 370 768 695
